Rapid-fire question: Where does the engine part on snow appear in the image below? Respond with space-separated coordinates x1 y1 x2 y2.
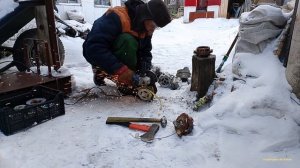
136 86 155 101
158 73 172 88
158 73 181 90
140 124 160 143
106 116 167 128
194 46 213 57
176 67 191 82
173 113 194 137
106 122 151 132
151 66 162 79
169 76 181 90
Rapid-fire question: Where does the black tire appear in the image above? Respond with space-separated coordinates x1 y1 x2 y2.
13 28 65 71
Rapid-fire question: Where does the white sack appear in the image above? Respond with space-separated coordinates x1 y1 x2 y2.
239 22 282 44
240 5 287 26
235 38 268 54
66 10 85 23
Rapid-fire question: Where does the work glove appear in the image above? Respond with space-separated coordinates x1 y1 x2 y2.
114 66 135 86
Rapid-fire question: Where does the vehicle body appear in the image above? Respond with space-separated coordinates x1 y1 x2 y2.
0 0 65 73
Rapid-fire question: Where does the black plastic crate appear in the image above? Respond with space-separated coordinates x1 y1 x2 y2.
0 85 65 135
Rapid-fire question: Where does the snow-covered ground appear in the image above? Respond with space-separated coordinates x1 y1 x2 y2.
0 0 18 19
1 17 300 168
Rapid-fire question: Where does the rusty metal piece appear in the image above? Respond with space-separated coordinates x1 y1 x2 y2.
0 72 72 97
176 67 191 82
22 41 30 72
23 38 53 76
33 40 41 74
173 113 194 137
194 46 213 57
44 42 52 77
45 0 60 70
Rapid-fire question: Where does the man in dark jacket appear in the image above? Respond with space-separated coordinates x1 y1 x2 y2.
82 0 171 88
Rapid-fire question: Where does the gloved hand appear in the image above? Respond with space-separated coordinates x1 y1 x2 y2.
115 66 134 86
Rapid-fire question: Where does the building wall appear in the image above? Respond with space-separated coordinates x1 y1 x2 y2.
286 1 300 98
183 0 228 22
56 0 121 24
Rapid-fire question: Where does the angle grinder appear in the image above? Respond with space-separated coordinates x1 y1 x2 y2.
118 70 158 101
133 70 158 101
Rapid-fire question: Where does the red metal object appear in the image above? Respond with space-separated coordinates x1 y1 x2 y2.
189 11 214 22
185 0 198 6
207 0 221 6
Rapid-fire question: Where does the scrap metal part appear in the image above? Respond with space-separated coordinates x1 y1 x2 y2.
158 73 181 90
173 113 194 137
176 67 191 82
158 73 172 88
136 86 156 101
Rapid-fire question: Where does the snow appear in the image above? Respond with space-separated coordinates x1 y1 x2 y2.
0 0 18 19
1 17 300 168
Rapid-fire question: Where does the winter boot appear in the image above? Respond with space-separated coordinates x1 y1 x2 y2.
92 66 107 86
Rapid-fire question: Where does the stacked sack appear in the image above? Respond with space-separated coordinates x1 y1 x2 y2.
232 5 289 76
236 5 287 54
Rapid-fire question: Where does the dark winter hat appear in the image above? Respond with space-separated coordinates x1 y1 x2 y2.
147 0 171 27
129 0 171 32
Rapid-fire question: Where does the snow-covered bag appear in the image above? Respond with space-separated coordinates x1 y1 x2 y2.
232 5 291 77
235 38 268 54
239 22 282 44
236 5 288 54
66 10 85 23
239 5 287 27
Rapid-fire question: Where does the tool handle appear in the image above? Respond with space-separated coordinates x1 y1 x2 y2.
216 34 239 73
106 117 159 123
225 34 239 56
129 123 150 132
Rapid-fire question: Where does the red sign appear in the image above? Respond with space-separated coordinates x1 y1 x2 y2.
185 0 197 6
207 0 221 6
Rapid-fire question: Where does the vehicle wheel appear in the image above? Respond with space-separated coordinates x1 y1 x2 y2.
13 28 65 72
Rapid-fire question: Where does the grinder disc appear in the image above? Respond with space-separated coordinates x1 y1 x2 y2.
137 86 155 101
